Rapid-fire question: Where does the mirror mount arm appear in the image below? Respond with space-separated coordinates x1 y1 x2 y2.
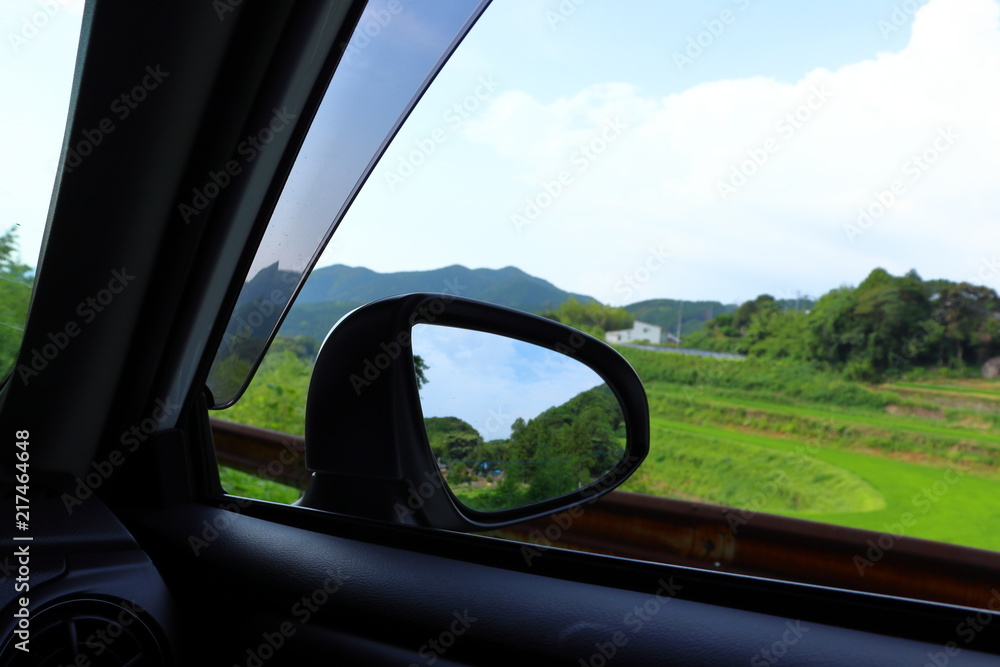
297 473 424 525
298 295 436 524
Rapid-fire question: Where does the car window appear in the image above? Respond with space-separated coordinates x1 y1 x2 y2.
214 0 1000 565
0 0 84 383
204 0 491 407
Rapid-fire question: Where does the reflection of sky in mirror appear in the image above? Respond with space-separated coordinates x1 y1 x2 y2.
412 324 606 440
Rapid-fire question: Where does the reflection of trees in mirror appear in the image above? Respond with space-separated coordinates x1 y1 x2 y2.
426 384 626 512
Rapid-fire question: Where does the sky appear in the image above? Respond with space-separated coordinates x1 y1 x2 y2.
0 0 84 271
321 0 1000 306
6 0 1000 309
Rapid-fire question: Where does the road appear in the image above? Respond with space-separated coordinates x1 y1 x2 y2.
621 343 745 359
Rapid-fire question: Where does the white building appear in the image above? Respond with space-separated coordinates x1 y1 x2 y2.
605 321 663 345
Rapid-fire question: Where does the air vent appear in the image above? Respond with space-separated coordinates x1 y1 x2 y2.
0 598 168 666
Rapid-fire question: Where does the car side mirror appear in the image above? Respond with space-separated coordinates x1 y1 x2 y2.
298 294 649 532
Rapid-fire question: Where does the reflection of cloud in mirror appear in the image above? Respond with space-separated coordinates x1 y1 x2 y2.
412 324 605 439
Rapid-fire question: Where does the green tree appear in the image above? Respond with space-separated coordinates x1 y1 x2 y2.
850 268 931 376
506 416 538 484
441 433 484 468
0 228 35 371
807 286 861 366
745 310 810 361
541 297 634 337
734 294 779 330
685 295 792 356
931 282 1000 366
522 437 577 504
567 405 618 478
685 266 1000 380
707 313 739 337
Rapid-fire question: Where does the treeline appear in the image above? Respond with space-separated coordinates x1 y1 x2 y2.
0 229 36 368
435 385 626 511
683 268 999 381
539 298 633 337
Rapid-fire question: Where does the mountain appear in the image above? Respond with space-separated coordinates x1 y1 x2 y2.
280 264 597 342
296 264 595 308
277 265 816 345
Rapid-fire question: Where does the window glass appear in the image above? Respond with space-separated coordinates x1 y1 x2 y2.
205 0 490 406
0 0 84 380
217 0 1000 561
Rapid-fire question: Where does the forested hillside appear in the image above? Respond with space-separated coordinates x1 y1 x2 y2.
296 264 595 307
439 384 626 512
683 268 999 379
280 264 598 342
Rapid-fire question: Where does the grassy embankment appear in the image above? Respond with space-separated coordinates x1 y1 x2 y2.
616 347 1000 551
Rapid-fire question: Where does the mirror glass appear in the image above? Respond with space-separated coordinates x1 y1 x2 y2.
412 324 627 512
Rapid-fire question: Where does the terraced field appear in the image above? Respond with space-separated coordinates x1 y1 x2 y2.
618 352 1000 551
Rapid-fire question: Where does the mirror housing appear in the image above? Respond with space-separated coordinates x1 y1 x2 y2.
298 293 649 531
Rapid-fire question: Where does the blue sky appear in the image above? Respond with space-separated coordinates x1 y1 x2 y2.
456 0 914 97
0 0 84 272
323 0 1000 305
7 0 1000 309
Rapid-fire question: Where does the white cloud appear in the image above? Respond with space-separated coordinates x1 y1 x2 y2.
453 0 1000 303
0 0 84 267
